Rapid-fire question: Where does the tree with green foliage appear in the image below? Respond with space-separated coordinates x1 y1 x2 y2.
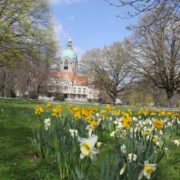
0 0 57 97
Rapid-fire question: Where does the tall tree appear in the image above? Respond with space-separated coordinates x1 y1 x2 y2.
131 9 180 107
105 0 179 27
81 42 135 105
0 0 57 97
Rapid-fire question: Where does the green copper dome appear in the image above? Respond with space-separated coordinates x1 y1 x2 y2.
61 49 77 60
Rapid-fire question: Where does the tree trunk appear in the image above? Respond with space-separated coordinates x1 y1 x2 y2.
1 71 6 97
166 90 174 108
37 84 40 99
111 93 117 106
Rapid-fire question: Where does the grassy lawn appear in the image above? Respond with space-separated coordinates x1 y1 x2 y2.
0 99 179 179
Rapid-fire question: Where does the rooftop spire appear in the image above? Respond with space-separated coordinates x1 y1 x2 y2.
67 38 73 50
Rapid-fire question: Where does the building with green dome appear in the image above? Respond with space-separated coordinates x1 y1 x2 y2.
46 39 100 102
60 38 78 74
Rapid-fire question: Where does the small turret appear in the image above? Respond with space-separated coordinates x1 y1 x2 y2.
67 38 73 50
60 39 78 74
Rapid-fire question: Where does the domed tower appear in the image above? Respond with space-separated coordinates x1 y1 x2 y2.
60 38 78 74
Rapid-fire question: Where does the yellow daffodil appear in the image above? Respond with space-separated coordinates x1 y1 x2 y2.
90 120 97 127
34 105 43 115
152 119 164 130
121 113 132 129
52 104 61 118
106 104 111 110
152 135 159 144
46 103 52 109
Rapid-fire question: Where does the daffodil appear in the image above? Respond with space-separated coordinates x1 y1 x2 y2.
152 119 164 130
143 128 152 136
52 104 61 118
96 142 102 148
106 104 111 110
86 124 94 137
152 135 159 145
110 131 115 137
128 153 137 162
121 113 132 129
78 135 98 160
121 144 126 153
34 105 43 115
46 103 52 109
120 163 126 175
44 118 51 130
90 120 97 127
173 140 180 146
138 161 156 180
69 129 78 138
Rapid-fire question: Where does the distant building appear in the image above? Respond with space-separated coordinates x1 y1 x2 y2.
47 39 99 102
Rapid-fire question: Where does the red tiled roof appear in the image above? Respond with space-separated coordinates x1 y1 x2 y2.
50 71 88 85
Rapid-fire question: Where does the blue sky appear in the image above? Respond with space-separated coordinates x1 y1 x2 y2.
49 0 138 58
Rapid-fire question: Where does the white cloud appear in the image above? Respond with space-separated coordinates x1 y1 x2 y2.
49 0 87 4
53 18 68 38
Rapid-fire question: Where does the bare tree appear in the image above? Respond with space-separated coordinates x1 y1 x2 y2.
105 0 180 27
131 10 180 107
81 42 135 105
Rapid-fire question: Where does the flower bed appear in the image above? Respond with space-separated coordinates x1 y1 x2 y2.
32 104 180 179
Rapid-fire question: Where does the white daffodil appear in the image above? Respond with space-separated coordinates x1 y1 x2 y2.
110 131 115 137
96 142 102 148
96 113 100 118
143 128 152 137
97 118 102 125
173 140 180 146
86 125 94 137
78 135 98 160
138 161 156 180
120 163 126 175
132 116 138 121
121 144 126 153
114 119 119 125
44 118 51 130
69 129 78 138
128 153 137 162
167 122 172 127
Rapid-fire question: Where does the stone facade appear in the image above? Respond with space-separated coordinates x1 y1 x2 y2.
47 39 99 102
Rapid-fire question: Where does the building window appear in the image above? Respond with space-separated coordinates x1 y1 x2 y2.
78 88 81 94
73 87 76 93
64 59 68 70
83 88 86 94
64 86 68 91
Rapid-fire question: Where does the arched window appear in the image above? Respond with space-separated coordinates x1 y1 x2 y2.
64 59 68 70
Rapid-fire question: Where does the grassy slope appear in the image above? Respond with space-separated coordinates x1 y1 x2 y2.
0 99 179 180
